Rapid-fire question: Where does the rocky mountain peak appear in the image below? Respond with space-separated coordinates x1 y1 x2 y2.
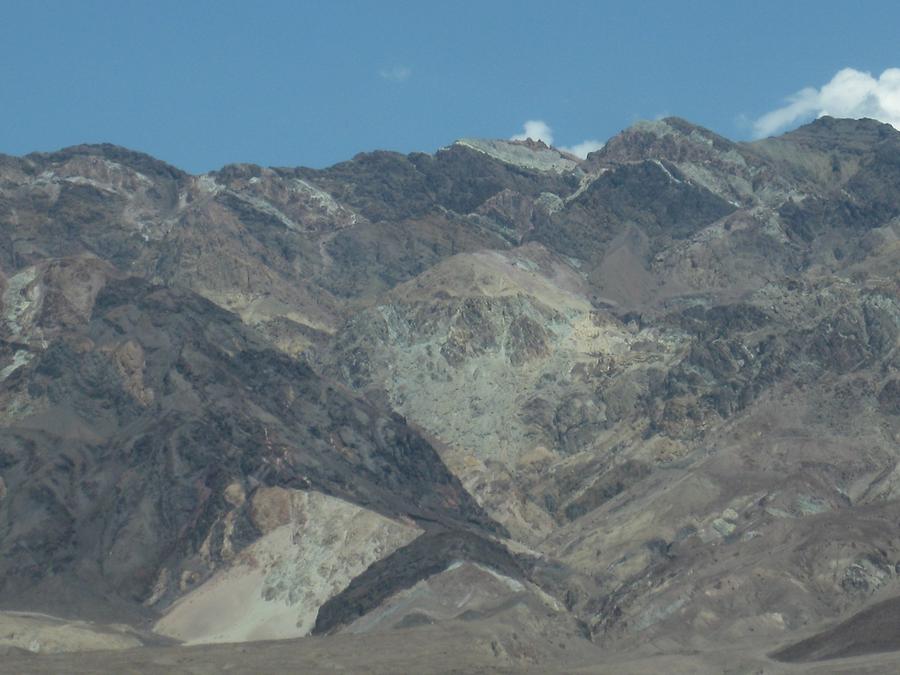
26 143 188 182
762 114 900 147
586 116 740 169
451 137 581 173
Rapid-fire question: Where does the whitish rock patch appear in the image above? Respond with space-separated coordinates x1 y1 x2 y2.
0 612 143 654
154 489 421 645
454 139 580 173
2 266 41 339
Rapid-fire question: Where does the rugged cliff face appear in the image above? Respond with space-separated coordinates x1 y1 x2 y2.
1 119 899 667
0 260 495 624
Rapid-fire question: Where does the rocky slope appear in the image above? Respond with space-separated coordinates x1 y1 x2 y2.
0 116 898 671
0 257 495 627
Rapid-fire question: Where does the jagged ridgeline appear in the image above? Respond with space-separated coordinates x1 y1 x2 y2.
0 117 898 669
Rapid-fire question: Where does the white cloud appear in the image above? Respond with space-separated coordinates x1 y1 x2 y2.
559 139 604 159
753 67 900 138
378 65 411 82
511 120 554 145
510 120 604 159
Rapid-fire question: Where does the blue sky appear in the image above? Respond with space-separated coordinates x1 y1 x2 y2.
2 1 899 173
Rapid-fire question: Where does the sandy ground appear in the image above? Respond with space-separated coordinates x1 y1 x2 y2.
4 624 900 675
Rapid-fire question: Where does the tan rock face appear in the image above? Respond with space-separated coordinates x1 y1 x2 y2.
249 486 295 534
223 481 246 508
110 339 153 405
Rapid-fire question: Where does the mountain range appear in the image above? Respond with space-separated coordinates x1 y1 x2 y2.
0 116 899 673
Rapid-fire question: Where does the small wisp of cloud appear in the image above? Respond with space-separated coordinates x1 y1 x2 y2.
378 65 412 83
510 120 603 159
560 138 605 159
512 120 555 145
753 67 900 138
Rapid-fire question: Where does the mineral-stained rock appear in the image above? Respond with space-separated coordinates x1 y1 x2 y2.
0 265 496 622
2 117 900 667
